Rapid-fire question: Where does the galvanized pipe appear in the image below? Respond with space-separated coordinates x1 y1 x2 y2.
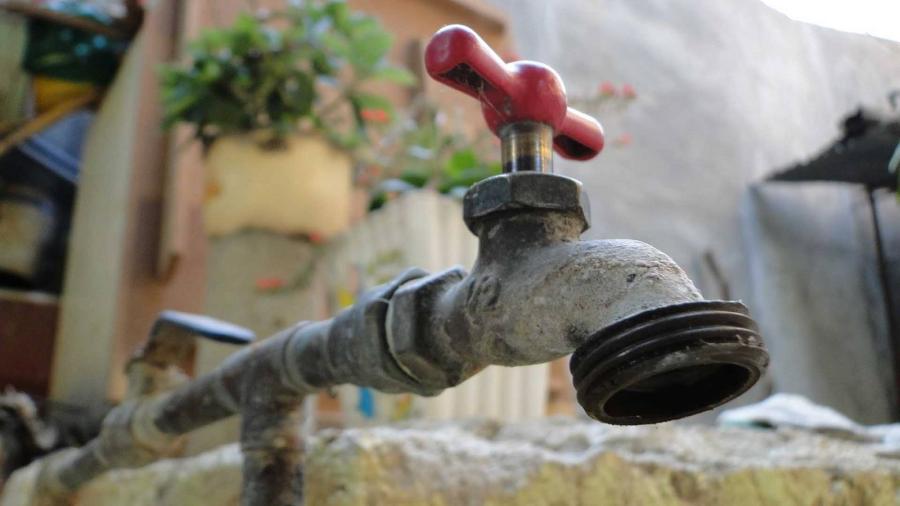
29 204 731 505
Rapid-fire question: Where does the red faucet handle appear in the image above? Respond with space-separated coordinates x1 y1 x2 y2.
556 108 605 160
423 24 514 102
424 24 604 161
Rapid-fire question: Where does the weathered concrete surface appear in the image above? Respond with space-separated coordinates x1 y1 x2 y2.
0 444 242 506
305 419 900 505
4 419 898 505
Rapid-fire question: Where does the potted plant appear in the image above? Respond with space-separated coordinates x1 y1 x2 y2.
159 0 414 237
359 99 502 211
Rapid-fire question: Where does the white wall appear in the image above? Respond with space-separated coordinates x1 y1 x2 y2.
487 0 900 421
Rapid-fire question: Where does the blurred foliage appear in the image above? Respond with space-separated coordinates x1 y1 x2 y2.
159 0 415 150
363 100 502 211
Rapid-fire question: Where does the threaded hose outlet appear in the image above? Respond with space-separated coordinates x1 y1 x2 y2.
570 301 769 425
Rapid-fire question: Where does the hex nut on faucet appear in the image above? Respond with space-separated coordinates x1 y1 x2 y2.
463 172 591 234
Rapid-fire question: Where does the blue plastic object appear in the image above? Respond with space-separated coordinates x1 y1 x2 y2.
357 387 375 419
18 110 93 184
154 310 255 345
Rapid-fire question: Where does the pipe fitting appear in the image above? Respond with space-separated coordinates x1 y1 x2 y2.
385 268 474 391
499 121 554 173
570 300 768 424
463 172 591 234
287 268 438 396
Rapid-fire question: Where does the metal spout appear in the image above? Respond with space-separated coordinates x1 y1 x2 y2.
380 197 770 424
570 300 768 424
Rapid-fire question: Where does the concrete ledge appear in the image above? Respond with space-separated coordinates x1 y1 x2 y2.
3 419 899 505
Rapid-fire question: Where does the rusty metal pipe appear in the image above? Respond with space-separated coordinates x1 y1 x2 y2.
28 178 766 506
32 190 766 499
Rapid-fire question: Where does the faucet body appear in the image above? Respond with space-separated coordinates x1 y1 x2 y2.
285 197 706 396
281 170 764 424
383 190 705 391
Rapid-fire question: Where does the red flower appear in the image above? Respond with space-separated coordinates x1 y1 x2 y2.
613 132 633 146
255 277 286 291
307 232 325 245
360 108 390 123
621 83 636 99
598 81 617 96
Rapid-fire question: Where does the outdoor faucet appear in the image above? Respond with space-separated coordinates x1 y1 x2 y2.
365 24 766 424
31 25 768 506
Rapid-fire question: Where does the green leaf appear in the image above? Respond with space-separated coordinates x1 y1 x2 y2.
445 149 478 177
348 95 366 133
371 65 417 86
347 19 392 72
321 31 351 57
352 92 394 113
199 60 222 82
442 166 496 190
162 89 200 126
399 170 429 188
324 1 352 33
369 191 388 211
278 71 315 116
312 53 335 76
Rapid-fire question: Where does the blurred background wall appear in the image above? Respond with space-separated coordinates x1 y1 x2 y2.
487 0 900 422
5 0 897 429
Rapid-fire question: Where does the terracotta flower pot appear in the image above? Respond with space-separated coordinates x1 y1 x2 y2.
203 134 352 237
